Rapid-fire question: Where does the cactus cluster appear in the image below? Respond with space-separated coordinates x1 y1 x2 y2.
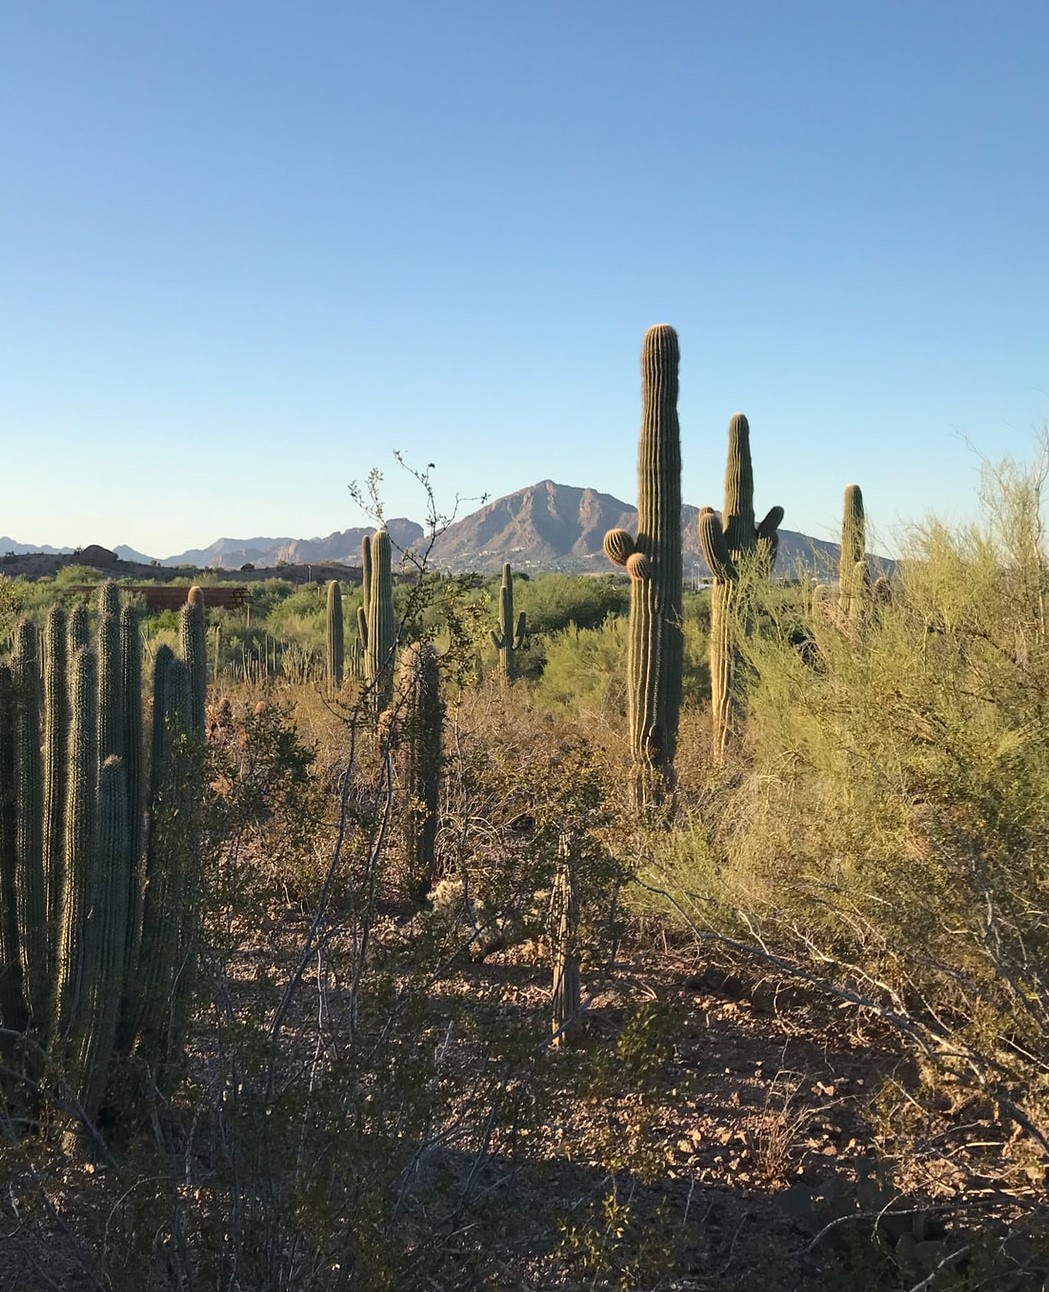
698 414 783 762
0 581 207 1131
490 562 527 685
602 324 683 806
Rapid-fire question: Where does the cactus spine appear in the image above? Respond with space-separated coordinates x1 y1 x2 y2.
697 413 783 763
601 324 683 806
326 580 344 694
393 641 443 900
490 563 527 684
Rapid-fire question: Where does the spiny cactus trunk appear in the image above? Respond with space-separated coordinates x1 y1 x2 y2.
365 530 397 715
57 648 99 1033
697 414 783 764
180 587 207 739
394 641 443 901
0 665 28 1035
42 606 68 979
326 580 344 695
839 484 869 631
12 622 48 1030
603 325 683 807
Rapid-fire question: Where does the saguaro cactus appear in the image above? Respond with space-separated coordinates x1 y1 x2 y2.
180 587 207 739
361 530 396 713
326 580 344 694
489 563 527 685
393 641 443 900
697 413 783 763
602 324 683 806
838 484 869 628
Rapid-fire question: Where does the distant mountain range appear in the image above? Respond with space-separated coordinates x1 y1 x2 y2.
3 481 880 579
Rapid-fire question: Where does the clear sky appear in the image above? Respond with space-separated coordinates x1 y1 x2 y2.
2 1 1046 559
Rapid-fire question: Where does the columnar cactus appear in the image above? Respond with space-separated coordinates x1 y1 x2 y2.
0 583 207 1131
97 583 124 763
12 622 47 1027
838 484 869 628
393 641 443 900
362 530 396 713
180 587 207 739
697 413 783 763
602 324 683 806
326 580 344 694
489 563 527 685
42 606 68 971
0 665 26 1034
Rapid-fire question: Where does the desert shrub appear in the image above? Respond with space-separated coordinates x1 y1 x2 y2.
511 572 629 635
647 449 1049 1171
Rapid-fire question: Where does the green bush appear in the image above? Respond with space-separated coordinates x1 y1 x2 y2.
652 449 1049 1162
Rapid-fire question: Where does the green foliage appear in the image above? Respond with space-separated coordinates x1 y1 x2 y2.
510 572 628 635
660 449 1049 1164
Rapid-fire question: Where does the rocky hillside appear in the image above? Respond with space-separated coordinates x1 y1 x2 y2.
426 480 849 577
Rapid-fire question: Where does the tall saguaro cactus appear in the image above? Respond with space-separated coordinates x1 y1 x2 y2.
360 529 397 713
490 563 527 685
838 484 869 627
602 324 683 806
326 580 345 694
698 413 783 763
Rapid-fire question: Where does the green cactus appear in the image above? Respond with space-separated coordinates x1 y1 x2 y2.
601 324 683 806
12 622 47 1028
326 580 344 694
838 483 871 630
489 563 527 685
0 663 27 1035
97 586 124 763
72 753 130 1116
363 530 397 713
42 606 68 978
0 581 206 1133
67 602 90 655
697 413 783 763
392 641 443 900
180 587 207 739
57 647 99 1034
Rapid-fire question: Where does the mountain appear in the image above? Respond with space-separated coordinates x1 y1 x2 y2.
161 519 425 569
425 480 853 577
0 537 73 556
2 483 882 580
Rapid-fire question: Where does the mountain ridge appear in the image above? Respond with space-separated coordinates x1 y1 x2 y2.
3 481 885 578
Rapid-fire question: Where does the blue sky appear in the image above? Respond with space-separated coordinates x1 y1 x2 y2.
2 1 1046 558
